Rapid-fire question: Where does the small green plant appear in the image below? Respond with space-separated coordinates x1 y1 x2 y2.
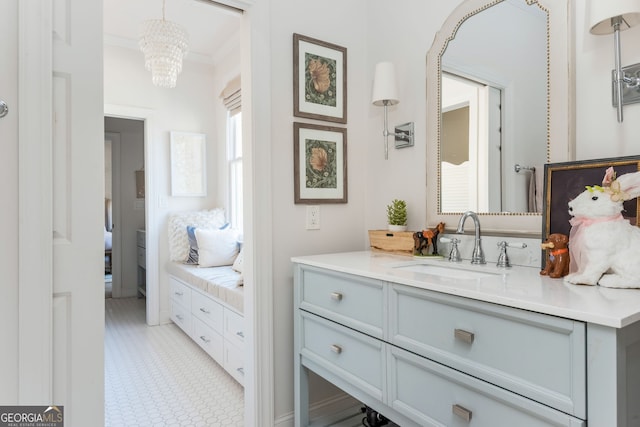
386 199 407 226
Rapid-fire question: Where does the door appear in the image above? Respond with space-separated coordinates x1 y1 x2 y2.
0 0 19 402
105 132 123 298
51 0 105 424
14 0 104 425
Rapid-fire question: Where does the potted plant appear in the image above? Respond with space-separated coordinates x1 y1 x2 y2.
386 199 408 231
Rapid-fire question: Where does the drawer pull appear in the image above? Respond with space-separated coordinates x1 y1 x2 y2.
199 335 210 344
236 331 245 338
199 307 210 314
237 367 244 375
330 344 342 354
454 328 475 344
174 291 183 296
330 292 343 301
452 404 472 422
176 314 184 321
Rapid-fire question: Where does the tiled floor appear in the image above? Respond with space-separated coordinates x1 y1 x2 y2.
105 297 244 426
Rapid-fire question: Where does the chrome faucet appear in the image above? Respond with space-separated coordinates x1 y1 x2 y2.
456 211 486 265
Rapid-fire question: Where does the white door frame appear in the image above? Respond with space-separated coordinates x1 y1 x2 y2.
104 106 158 326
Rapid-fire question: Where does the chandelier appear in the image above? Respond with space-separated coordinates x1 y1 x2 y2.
139 0 189 88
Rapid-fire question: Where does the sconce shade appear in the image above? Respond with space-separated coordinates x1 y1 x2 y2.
590 0 640 34
371 62 399 106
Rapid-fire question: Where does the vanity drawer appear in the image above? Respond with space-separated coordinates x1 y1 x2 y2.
390 284 586 418
191 289 224 332
224 309 245 349
169 277 191 308
170 299 191 334
192 316 224 364
389 346 585 427
297 266 384 338
299 311 385 402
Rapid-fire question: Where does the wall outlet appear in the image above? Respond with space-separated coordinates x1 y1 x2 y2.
306 206 320 230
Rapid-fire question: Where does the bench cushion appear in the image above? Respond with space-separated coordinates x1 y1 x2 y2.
166 261 243 313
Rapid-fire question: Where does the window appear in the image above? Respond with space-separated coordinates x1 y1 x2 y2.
227 112 243 230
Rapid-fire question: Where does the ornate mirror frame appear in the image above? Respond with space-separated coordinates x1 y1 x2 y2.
426 0 574 236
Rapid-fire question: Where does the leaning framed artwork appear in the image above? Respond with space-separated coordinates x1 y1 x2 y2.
170 131 207 197
294 122 347 204
293 33 347 124
542 155 640 239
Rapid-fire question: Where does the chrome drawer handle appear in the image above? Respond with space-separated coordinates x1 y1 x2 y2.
199 307 210 314
330 344 342 354
176 314 184 321
330 292 343 301
237 367 244 375
174 291 183 296
236 331 244 338
452 404 472 422
454 328 475 344
199 335 210 344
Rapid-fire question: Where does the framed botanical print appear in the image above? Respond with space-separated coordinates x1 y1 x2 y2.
294 122 347 204
293 33 347 124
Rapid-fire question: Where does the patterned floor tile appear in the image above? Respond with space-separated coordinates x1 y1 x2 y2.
105 298 244 426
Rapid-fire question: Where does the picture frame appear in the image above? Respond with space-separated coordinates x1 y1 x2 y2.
294 122 347 204
170 131 207 197
293 33 347 124
542 155 640 239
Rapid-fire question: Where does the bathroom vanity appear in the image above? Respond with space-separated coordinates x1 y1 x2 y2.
293 251 640 427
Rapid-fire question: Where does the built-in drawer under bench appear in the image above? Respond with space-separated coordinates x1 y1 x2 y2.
169 271 244 386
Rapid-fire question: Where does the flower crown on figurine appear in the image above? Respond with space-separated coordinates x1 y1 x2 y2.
584 167 631 202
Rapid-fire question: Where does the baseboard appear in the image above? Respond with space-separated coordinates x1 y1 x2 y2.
159 309 172 325
274 393 359 427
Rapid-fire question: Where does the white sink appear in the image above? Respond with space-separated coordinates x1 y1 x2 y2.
388 260 503 280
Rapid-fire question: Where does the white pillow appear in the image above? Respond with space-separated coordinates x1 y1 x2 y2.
196 228 239 267
167 209 226 261
232 247 244 273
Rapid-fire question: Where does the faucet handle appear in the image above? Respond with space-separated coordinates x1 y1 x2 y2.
506 242 527 249
440 237 461 262
496 241 527 268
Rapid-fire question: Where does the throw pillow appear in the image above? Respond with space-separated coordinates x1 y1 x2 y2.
196 228 239 267
185 226 199 264
185 223 230 265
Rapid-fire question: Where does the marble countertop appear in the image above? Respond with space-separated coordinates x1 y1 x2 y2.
292 251 640 328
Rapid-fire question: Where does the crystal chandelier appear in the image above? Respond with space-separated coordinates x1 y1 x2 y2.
139 0 189 88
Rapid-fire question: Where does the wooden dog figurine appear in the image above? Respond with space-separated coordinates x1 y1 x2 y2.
413 222 445 256
540 233 570 278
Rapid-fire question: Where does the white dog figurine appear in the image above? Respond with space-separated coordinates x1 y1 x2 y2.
564 167 640 288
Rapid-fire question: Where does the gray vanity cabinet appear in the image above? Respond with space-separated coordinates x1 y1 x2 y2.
293 261 640 426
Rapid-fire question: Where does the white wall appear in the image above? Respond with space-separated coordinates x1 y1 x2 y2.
104 44 226 321
575 1 640 158
267 0 371 420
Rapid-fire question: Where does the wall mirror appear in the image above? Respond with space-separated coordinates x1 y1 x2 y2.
426 0 574 235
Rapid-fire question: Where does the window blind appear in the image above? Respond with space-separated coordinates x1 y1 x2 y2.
220 75 241 116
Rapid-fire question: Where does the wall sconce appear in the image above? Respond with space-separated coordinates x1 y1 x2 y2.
371 62 414 159
590 0 640 122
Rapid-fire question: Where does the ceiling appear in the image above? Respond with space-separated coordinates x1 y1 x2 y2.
103 0 242 65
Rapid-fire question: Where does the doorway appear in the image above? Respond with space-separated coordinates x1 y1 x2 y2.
104 118 146 301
